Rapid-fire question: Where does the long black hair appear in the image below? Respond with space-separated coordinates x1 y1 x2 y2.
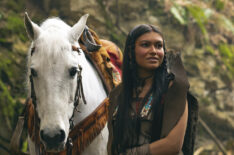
112 24 171 154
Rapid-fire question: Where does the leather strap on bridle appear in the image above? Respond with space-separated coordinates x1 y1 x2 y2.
66 138 73 155
29 74 42 155
69 61 87 129
30 75 37 108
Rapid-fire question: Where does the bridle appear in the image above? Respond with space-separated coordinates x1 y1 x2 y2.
10 25 112 155
25 26 105 155
29 45 87 155
70 45 87 127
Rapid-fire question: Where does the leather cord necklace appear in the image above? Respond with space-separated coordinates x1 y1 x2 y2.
135 74 153 97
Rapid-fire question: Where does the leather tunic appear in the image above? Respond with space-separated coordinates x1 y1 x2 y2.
107 51 198 155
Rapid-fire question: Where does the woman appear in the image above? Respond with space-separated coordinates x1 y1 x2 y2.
107 24 198 155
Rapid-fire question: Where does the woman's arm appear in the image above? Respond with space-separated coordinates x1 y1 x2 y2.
149 100 188 155
121 101 188 155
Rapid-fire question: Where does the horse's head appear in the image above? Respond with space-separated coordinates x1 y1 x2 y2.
24 13 88 152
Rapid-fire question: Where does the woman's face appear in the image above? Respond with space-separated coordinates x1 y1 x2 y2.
134 32 164 74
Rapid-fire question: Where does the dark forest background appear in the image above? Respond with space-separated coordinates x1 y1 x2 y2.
0 0 233 154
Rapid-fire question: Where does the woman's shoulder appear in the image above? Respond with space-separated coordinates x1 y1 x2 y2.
166 50 190 89
108 83 123 119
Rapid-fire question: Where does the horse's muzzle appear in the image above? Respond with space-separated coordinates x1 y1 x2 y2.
40 128 66 151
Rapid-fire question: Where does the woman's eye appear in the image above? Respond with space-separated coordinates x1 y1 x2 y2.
141 43 149 47
69 67 77 77
31 68 37 77
155 43 163 49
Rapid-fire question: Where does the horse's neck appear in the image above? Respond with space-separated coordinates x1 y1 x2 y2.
73 51 107 124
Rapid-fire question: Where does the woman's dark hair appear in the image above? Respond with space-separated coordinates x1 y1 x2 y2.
112 24 171 154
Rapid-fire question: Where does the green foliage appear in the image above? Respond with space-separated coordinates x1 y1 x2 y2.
170 5 187 25
205 45 215 54
0 52 15 83
6 0 25 12
218 43 234 78
169 2 214 41
219 43 234 58
216 15 234 33
186 5 213 41
213 0 225 11
0 12 27 42
6 13 25 35
21 139 28 152
0 52 18 123
169 1 234 83
0 54 12 70
96 0 126 49
0 80 16 129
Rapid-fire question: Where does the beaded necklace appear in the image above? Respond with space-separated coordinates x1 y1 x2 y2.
134 74 154 117
140 93 153 117
134 92 153 117
113 92 153 119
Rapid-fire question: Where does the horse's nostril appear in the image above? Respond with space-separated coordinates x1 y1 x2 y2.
40 130 45 141
40 128 66 145
59 130 65 142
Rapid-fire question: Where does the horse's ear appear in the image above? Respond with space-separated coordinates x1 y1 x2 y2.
70 14 89 42
24 12 42 40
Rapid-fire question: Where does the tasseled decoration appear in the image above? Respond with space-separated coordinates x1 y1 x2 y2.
69 98 109 154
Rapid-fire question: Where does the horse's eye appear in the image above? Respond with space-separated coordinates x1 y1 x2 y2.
31 68 37 77
69 67 77 77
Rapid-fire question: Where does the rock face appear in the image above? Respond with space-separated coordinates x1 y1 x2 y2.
0 0 233 154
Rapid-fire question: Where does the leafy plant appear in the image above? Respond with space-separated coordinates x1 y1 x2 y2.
218 43 234 78
0 80 16 130
216 15 234 33
213 0 225 11
6 0 25 12
186 5 213 41
170 5 187 25
6 14 25 35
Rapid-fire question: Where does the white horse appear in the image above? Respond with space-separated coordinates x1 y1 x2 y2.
24 13 108 154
